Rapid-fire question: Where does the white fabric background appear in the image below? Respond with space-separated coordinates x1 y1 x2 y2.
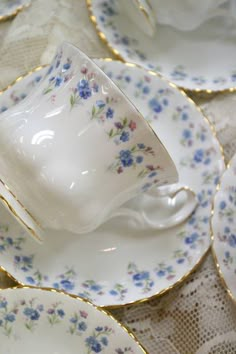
1 1 236 353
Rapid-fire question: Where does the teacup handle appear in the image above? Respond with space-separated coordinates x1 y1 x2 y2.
110 184 198 230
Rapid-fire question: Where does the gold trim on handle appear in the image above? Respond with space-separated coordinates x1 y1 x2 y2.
0 61 225 309
86 0 236 94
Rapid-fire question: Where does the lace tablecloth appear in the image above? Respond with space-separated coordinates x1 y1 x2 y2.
1 1 236 353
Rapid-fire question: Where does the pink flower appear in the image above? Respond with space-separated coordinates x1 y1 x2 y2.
80 310 88 319
117 167 123 174
81 66 88 74
128 120 136 131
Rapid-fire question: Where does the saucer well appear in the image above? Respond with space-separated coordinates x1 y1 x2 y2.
87 0 236 92
0 60 224 307
0 0 30 21
212 155 236 303
0 287 146 353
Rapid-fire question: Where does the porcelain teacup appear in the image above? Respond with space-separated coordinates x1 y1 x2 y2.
0 42 197 242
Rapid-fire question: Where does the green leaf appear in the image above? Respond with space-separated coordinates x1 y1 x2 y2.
70 95 75 107
123 117 128 126
109 129 113 137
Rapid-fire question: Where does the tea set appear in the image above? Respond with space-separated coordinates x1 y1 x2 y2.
0 1 235 352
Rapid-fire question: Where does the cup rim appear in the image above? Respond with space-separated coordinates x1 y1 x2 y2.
0 42 178 242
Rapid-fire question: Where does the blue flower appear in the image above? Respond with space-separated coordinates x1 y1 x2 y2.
70 317 78 324
57 309 65 318
23 308 40 320
133 271 149 281
35 75 42 82
183 129 191 139
149 172 157 178
91 284 102 292
96 100 105 108
225 251 230 258
86 336 102 353
26 276 35 284
0 301 7 308
224 226 230 233
137 143 145 149
125 75 131 82
177 258 185 264
119 150 133 167
99 15 105 22
4 314 15 322
37 305 44 312
121 36 130 45
63 62 71 70
193 149 204 163
185 232 198 245
22 256 32 264
143 86 150 94
181 112 188 121
106 107 114 118
157 270 165 277
149 98 162 113
220 201 226 210
162 98 168 106
0 245 5 251
78 79 92 99
6 237 13 245
101 337 108 346
95 327 103 332
110 290 118 296
60 279 74 291
120 131 129 142
55 77 63 87
228 234 236 248
47 66 53 75
0 106 7 113
136 156 143 164
78 321 87 331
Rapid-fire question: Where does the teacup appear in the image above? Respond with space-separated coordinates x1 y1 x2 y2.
0 42 197 242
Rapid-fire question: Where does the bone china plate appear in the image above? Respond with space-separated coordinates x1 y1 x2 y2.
0 287 146 353
212 154 236 302
87 0 236 92
0 59 224 307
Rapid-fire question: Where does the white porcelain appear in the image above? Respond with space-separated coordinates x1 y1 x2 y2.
0 60 224 307
0 42 199 243
0 287 146 354
119 0 156 37
212 154 236 302
149 0 233 32
88 0 236 91
0 0 30 20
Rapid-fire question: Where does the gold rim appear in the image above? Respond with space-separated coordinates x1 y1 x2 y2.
211 158 236 305
0 286 148 354
86 0 236 94
0 60 225 309
0 0 31 22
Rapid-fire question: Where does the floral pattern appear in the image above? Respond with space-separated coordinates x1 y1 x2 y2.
0 60 224 306
0 289 141 354
91 0 236 91
212 156 236 299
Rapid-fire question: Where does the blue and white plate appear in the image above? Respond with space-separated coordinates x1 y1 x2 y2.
0 60 224 307
0 287 146 353
87 0 236 92
212 154 236 303
0 0 30 20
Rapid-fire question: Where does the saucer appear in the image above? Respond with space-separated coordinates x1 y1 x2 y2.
212 155 236 302
0 60 224 307
87 0 236 92
0 0 30 21
0 287 146 353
